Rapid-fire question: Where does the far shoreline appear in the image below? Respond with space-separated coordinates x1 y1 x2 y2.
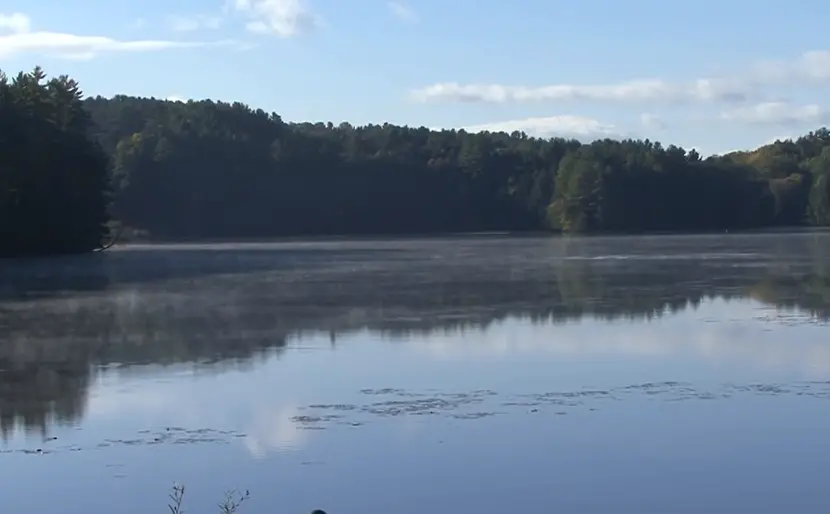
115 226 830 248
5 226 830 259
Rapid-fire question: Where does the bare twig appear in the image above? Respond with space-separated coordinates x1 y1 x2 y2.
168 483 185 514
218 489 251 514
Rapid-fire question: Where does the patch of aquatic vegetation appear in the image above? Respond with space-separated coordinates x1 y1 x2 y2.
288 389 502 428
754 311 830 327
292 380 830 429
6 380 830 457
0 426 245 456
728 381 830 399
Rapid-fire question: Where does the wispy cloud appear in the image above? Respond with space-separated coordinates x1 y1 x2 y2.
639 113 665 131
167 14 222 32
388 1 418 23
0 13 239 60
462 115 620 141
721 102 829 126
232 0 318 37
410 50 830 106
411 78 749 105
0 12 30 34
752 50 830 83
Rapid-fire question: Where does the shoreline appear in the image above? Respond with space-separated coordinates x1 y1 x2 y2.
114 225 830 246
5 226 830 258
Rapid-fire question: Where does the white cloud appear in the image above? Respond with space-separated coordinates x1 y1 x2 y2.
640 113 665 131
0 13 238 60
800 51 830 80
753 50 830 83
232 0 318 37
411 50 830 107
167 14 222 32
721 102 829 126
388 1 418 23
0 12 30 34
462 115 619 141
411 77 749 105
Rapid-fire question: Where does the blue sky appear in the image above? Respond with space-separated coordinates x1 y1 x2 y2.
2 0 830 155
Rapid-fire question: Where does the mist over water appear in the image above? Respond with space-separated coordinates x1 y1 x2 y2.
2 233 830 514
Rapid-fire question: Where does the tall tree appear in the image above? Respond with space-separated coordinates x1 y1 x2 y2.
0 67 110 257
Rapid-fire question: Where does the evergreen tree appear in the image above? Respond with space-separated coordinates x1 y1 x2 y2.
0 67 110 257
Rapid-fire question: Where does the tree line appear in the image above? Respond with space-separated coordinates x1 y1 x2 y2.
0 68 110 257
3 67 830 255
89 94 830 240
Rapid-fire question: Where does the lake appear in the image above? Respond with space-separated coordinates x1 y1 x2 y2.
2 233 830 514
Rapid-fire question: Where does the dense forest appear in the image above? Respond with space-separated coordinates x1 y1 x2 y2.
84 96 830 238
88 94 830 240
0 68 110 257
3 67 830 255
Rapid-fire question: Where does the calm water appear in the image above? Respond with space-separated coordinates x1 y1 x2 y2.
2 234 830 514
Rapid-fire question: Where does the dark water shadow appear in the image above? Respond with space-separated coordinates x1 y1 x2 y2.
0 245 409 301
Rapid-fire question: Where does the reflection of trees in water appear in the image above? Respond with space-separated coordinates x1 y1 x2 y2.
749 274 830 320
0 349 91 439
1 234 829 436
745 234 830 320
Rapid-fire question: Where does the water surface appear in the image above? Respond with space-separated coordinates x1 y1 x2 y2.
2 233 830 514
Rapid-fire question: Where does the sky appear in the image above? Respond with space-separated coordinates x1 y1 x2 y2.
2 0 830 155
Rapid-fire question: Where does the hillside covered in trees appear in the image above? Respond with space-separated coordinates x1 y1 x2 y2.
0 68 110 257
4 67 830 257
86 95 830 240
